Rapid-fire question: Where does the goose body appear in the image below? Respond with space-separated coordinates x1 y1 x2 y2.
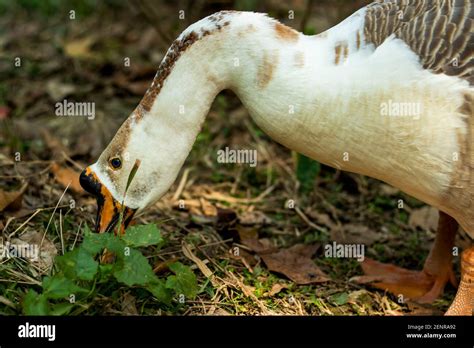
80 0 474 314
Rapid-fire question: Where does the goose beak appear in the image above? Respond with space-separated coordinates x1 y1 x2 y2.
79 167 136 233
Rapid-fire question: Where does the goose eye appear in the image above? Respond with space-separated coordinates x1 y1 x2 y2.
109 157 122 170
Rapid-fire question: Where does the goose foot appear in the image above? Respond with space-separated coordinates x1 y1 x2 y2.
446 247 474 315
355 211 458 303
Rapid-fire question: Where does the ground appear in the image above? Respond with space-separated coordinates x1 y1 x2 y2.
0 0 471 316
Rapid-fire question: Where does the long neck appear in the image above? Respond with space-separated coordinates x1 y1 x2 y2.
132 11 465 210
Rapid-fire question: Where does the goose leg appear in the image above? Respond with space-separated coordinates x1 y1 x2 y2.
445 246 474 315
355 211 457 303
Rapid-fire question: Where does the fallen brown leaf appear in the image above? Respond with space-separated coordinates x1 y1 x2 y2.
0 183 28 212
0 106 10 120
114 73 150 95
41 128 69 159
265 283 289 297
46 79 76 101
340 223 380 245
259 244 329 284
239 210 272 226
406 301 443 315
239 227 329 284
238 226 277 254
121 292 139 316
64 37 95 60
51 163 83 194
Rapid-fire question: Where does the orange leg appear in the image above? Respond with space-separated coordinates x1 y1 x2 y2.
355 211 457 303
446 247 474 315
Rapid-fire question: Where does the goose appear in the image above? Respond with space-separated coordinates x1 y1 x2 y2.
79 0 473 315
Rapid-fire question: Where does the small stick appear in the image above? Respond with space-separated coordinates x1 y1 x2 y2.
172 168 190 201
295 206 326 233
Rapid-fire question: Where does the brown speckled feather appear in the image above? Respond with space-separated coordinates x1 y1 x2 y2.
364 0 473 85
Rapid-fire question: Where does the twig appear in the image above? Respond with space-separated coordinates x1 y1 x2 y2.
71 220 83 251
59 209 65 255
41 183 70 248
172 168 190 201
294 206 326 233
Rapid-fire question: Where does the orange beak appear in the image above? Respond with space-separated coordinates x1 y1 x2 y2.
79 167 136 234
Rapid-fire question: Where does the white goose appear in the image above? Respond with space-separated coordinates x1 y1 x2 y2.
80 0 474 315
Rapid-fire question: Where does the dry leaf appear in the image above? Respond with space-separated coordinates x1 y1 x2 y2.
41 128 69 159
212 308 231 315
240 229 329 285
259 244 329 284
405 301 443 315
121 293 139 316
46 79 76 101
51 163 83 194
0 183 27 212
0 106 10 120
114 73 150 95
64 37 95 59
241 237 275 254
238 226 277 254
265 283 289 297
340 224 380 245
239 210 272 226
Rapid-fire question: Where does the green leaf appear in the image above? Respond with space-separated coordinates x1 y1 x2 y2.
146 280 173 305
23 289 49 315
104 235 128 257
295 153 320 193
56 248 99 281
122 224 163 247
98 263 114 281
42 274 87 299
113 249 156 286
125 159 141 194
49 302 74 316
81 226 109 254
330 292 349 306
166 262 198 300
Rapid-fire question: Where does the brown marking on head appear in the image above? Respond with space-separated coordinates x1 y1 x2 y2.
140 31 199 112
334 44 342 65
257 50 279 88
275 22 299 42
293 51 305 68
107 118 132 158
133 104 145 121
343 45 349 61
334 42 349 65
138 12 235 113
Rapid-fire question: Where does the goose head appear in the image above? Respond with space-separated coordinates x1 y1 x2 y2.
79 109 191 233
